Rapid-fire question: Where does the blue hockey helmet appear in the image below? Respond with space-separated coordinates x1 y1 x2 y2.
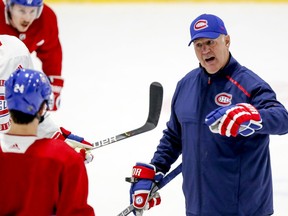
6 0 44 19
5 68 52 116
8 0 43 7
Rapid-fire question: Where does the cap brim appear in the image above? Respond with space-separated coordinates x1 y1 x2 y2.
188 32 221 46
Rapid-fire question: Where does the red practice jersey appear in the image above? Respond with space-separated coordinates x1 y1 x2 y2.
0 134 95 216
0 1 62 77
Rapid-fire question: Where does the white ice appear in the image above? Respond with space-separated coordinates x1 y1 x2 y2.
33 2 288 215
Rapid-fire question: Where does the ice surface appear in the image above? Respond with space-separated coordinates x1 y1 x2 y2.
33 2 288 215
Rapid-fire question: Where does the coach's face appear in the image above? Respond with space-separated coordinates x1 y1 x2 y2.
193 34 230 74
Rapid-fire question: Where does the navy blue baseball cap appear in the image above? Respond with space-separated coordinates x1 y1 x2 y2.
188 14 228 46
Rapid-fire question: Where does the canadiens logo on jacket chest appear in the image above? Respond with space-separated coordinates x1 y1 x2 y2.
215 93 232 106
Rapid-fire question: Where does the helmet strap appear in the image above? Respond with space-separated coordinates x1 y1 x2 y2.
39 115 45 123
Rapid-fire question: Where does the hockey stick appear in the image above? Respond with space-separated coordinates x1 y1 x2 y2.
92 82 163 150
117 163 182 216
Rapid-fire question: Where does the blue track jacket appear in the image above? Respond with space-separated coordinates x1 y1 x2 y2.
151 54 288 216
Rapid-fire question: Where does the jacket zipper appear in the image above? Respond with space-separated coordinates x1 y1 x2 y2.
198 74 211 213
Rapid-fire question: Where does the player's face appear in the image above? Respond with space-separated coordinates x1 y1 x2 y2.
193 34 230 74
9 4 39 32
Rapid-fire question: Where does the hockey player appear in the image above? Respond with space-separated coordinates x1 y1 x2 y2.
128 14 288 215
0 0 63 111
0 68 95 215
0 34 94 163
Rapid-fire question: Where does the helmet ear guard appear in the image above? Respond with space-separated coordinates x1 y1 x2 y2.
47 92 54 111
36 5 43 18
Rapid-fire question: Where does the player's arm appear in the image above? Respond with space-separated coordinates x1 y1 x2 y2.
35 5 63 111
38 114 94 164
52 127 94 164
56 146 95 215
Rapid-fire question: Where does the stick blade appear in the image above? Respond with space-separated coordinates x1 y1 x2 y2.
147 82 163 127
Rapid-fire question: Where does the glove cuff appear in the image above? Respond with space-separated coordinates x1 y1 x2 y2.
132 163 155 180
59 127 94 148
48 75 64 91
48 76 64 111
145 192 161 210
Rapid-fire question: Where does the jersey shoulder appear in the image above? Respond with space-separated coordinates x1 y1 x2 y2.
40 4 58 21
0 35 33 79
0 34 29 57
29 138 83 163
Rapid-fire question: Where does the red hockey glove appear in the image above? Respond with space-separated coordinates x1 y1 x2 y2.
129 162 163 214
205 103 262 137
52 127 94 164
48 76 64 111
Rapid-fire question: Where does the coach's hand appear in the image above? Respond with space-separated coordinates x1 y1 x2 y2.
205 103 262 137
129 162 163 214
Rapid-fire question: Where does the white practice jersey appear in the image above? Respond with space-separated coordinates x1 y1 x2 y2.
0 34 58 136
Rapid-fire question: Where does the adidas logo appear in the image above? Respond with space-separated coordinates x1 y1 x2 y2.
10 143 20 150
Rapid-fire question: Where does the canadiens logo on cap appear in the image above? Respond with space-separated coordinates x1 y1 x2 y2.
194 19 208 31
188 14 228 46
215 93 232 106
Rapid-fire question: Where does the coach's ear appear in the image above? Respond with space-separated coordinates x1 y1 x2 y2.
225 35 230 47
